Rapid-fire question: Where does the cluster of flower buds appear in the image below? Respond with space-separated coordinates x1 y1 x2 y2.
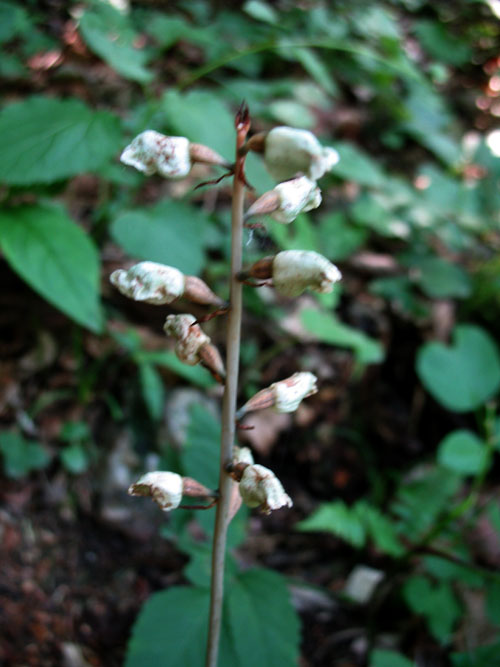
110 261 224 307
164 314 225 383
121 130 231 180
238 250 341 298
129 471 216 511
237 371 318 420
244 175 321 224
243 126 339 182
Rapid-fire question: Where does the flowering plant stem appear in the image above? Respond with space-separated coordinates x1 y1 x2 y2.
205 105 250 667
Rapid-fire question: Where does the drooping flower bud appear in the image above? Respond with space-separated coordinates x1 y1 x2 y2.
164 314 225 382
273 250 341 297
233 463 293 514
120 131 230 180
110 261 223 307
128 471 183 511
261 126 339 182
244 175 321 224
236 371 318 418
238 250 341 297
129 471 216 511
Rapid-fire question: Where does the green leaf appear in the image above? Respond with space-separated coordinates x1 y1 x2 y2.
354 502 405 557
486 580 500 626
0 1 30 44
225 569 300 667
138 363 165 421
60 443 90 474
403 575 461 642
137 350 215 388
297 500 366 548
79 4 153 83
0 96 121 185
437 429 487 476
318 212 367 261
243 0 278 24
330 141 386 187
403 256 471 299
416 325 500 412
111 200 208 275
301 308 384 365
451 641 500 667
414 20 472 66
0 205 103 332
370 649 413 667
0 431 50 478
288 46 337 95
126 569 300 667
60 421 91 443
181 404 220 490
392 466 461 537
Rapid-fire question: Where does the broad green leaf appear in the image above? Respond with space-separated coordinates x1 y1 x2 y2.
110 200 208 275
60 421 91 442
437 429 487 476
355 502 405 557
138 363 165 421
125 586 210 666
137 350 215 388
403 575 461 642
0 431 50 478
0 97 121 185
181 404 220 490
0 205 103 332
297 500 366 548
60 443 90 474
288 46 337 95
370 276 430 320
225 569 300 667
423 555 483 587
416 325 500 412
269 100 315 129
269 213 318 252
403 256 471 299
370 649 413 667
79 4 153 83
330 141 386 187
126 569 300 667
301 308 384 365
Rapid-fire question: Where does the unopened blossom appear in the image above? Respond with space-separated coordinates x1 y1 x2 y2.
233 445 255 466
237 371 318 418
129 471 183 511
245 175 321 224
164 314 225 382
120 130 230 180
238 250 341 297
110 261 223 307
272 250 341 297
237 464 292 514
258 126 339 182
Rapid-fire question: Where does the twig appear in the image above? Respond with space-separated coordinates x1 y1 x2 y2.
205 103 250 667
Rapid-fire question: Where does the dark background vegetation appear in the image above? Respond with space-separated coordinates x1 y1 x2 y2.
1 0 500 665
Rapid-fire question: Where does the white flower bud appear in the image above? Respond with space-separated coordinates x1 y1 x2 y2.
264 126 339 182
110 261 185 305
271 176 322 224
272 250 342 297
238 464 292 514
273 372 318 413
164 314 210 365
128 471 183 511
236 371 318 418
233 446 255 465
121 131 192 179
